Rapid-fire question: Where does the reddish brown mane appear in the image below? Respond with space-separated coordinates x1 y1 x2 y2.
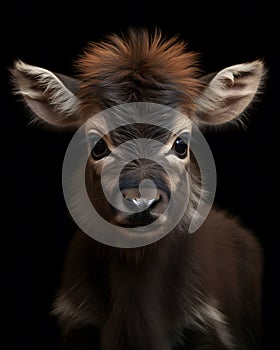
76 29 203 115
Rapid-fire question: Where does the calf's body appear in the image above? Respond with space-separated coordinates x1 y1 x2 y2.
11 29 265 349
54 210 262 350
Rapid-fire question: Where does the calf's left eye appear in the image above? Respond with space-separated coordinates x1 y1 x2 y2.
173 137 188 159
91 138 110 160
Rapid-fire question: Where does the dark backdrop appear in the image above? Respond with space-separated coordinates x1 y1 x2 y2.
1 1 278 349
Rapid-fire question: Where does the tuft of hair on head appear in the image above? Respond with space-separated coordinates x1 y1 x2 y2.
76 27 204 115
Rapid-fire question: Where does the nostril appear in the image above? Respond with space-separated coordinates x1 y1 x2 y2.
148 196 160 209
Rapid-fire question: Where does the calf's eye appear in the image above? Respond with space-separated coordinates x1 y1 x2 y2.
173 137 188 159
91 139 110 160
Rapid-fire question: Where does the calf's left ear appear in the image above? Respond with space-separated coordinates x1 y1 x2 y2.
195 60 266 125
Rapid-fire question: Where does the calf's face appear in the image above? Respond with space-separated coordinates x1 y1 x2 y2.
84 116 192 230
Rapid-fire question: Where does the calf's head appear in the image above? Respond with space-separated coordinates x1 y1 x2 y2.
11 29 265 244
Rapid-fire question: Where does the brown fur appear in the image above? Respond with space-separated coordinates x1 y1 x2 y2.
76 28 204 117
53 210 262 350
11 28 264 349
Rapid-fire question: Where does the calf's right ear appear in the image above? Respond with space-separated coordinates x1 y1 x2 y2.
11 60 82 127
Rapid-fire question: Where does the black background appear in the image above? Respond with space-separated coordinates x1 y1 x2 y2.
1 1 278 349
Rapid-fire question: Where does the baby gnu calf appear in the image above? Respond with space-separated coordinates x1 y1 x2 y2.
12 29 265 349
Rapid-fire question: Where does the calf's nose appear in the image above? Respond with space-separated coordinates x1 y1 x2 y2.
115 187 169 227
121 188 160 212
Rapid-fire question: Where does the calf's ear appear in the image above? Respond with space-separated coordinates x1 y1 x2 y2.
11 60 82 127
195 60 266 125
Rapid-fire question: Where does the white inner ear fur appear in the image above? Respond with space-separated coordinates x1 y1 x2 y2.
14 60 80 116
195 60 265 125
